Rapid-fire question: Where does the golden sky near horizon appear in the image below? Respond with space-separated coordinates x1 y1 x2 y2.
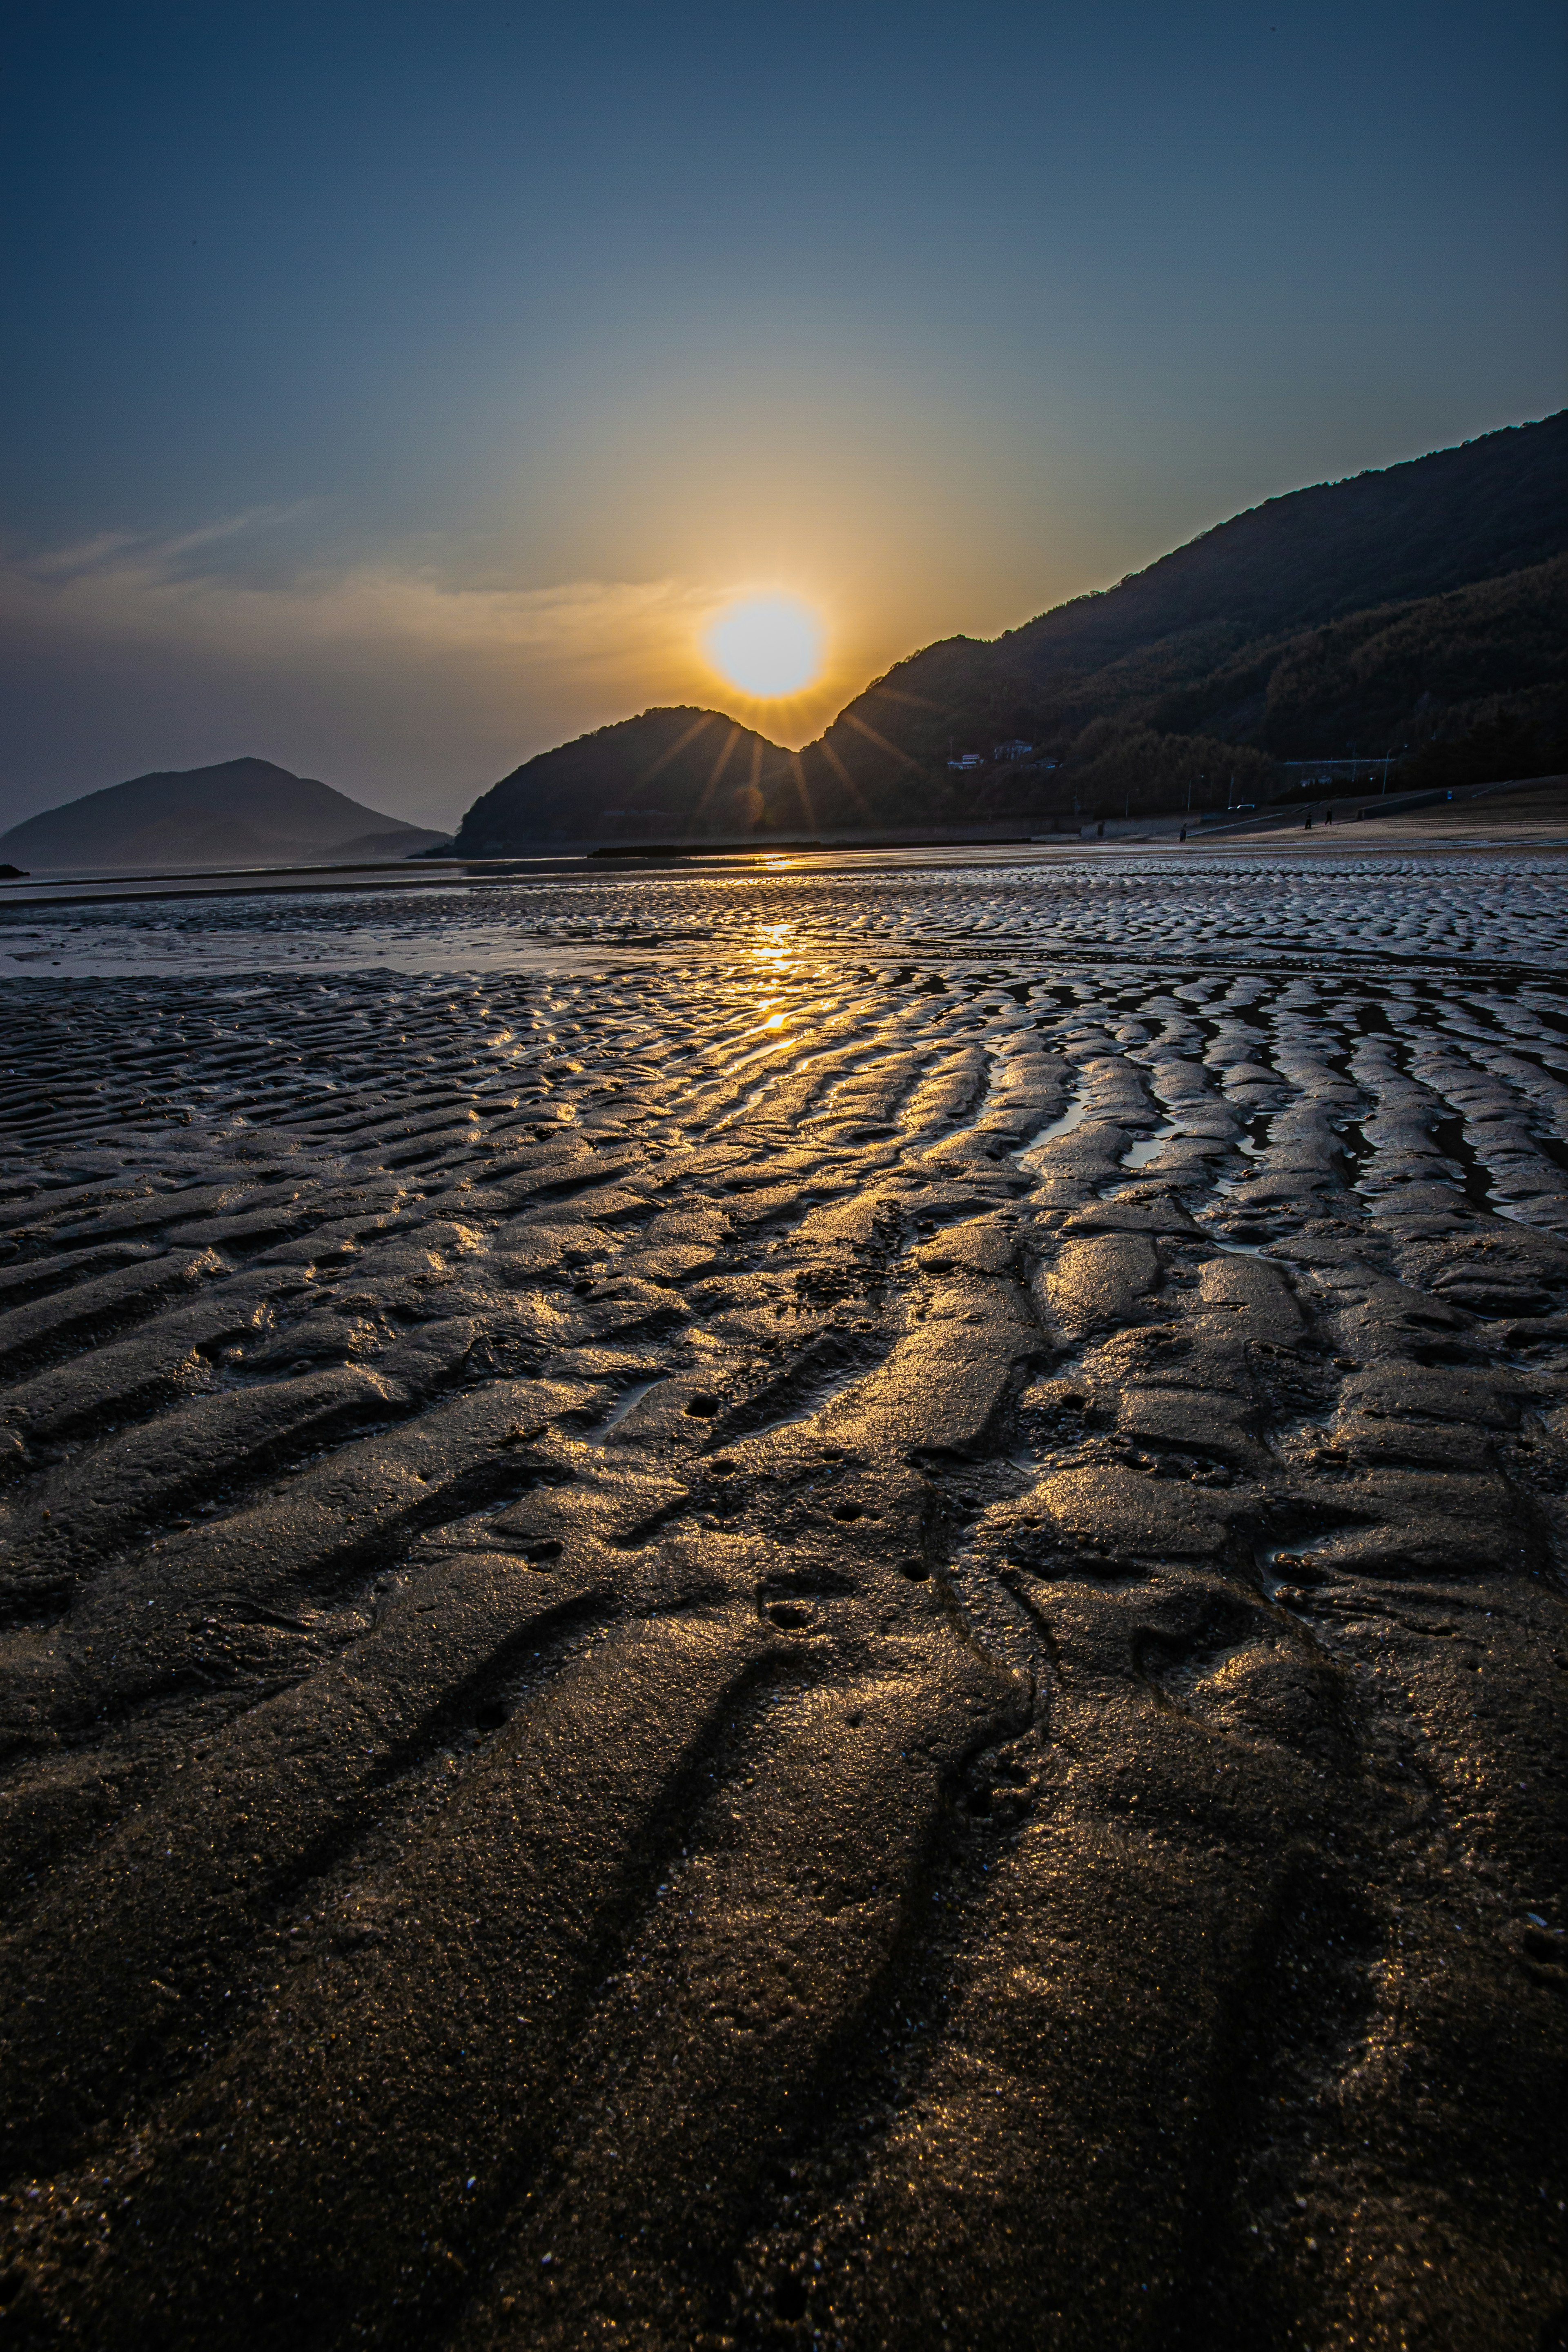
3 4 1562 830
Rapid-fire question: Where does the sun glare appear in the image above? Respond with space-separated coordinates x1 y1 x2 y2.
703 592 824 699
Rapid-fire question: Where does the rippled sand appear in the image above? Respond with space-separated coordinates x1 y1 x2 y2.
2 850 1565 2349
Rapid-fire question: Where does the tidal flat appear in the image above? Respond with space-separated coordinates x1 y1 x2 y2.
1 847 1566 2350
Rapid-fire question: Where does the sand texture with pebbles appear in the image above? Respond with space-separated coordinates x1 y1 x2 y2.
1 847 1566 2351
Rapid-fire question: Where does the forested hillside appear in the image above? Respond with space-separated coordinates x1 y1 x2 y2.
457 413 1568 846
1004 407 1568 685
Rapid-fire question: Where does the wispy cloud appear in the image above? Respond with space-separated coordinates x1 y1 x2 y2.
0 520 709 673
0 519 866 826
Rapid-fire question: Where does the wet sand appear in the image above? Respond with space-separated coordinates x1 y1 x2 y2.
2 847 1566 2349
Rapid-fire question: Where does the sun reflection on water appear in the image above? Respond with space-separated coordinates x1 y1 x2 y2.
752 922 796 968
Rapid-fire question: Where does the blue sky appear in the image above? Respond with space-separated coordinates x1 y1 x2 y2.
2 0 1563 828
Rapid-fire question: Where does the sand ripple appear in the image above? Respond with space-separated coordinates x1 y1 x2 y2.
1 852 1565 2348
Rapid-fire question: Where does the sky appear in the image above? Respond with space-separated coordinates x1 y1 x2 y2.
2 0 1564 834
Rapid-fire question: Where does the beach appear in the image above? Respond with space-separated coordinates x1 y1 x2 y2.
2 841 1565 2349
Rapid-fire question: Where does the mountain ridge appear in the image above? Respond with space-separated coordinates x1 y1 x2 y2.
1003 409 1568 681
454 410 1568 848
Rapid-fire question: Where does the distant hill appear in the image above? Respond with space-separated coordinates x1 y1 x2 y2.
453 411 1568 846
0 758 450 870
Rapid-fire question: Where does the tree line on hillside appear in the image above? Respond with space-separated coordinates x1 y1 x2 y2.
999 410 1568 684
812 555 1567 826
453 414 1567 850
1147 554 1568 759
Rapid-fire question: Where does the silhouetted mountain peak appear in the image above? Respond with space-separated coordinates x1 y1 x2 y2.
453 708 798 851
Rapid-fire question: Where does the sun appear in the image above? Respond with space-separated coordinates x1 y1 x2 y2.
702 591 824 699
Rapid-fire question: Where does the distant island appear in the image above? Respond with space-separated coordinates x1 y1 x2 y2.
0 757 451 872
455 408 1568 851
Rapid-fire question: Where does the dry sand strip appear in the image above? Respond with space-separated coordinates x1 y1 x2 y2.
0 856 1566 2352
1185 776 1568 856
